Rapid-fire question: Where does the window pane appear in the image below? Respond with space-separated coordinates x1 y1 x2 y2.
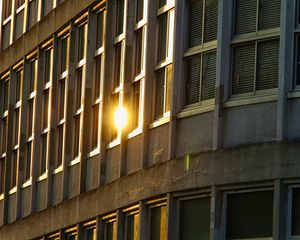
29 60 37 93
94 57 102 101
201 51 216 101
44 49 53 84
73 115 80 158
43 0 54 16
61 36 69 73
96 11 105 49
43 90 49 129
105 221 117 240
135 28 144 76
227 191 273 239
150 205 167 240
186 55 201 105
256 39 279 91
2 80 9 112
158 13 168 63
126 213 139 240
24 142 32 181
75 68 83 111
85 227 96 240
59 79 66 120
232 43 255 95
159 0 166 8
296 35 300 85
1 117 7 154
78 24 87 61
56 125 64 167
111 94 119 140
13 109 20 146
116 0 125 36
132 81 141 130
234 0 257 35
188 0 203 48
92 104 99 149
28 0 38 28
0 158 5 193
155 69 166 118
16 70 23 103
136 0 144 23
114 43 122 88
27 99 34 138
180 198 211 240
258 0 281 31
204 0 218 43
3 0 12 19
10 151 17 188
292 188 300 235
40 134 48 173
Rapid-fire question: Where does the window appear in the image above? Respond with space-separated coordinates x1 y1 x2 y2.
55 34 69 168
226 190 273 239
2 0 12 20
42 0 54 17
231 0 281 96
39 47 53 175
15 0 25 9
90 8 105 152
103 217 117 240
0 77 8 194
64 229 77 240
154 1 174 119
82 224 97 240
110 0 126 143
24 58 37 182
124 210 139 240
10 68 23 189
149 202 167 240
291 188 300 236
136 0 144 23
72 21 87 159
184 0 218 106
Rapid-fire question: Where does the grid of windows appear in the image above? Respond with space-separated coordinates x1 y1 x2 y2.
231 0 281 96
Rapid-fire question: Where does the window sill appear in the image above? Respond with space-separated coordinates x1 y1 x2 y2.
149 115 170 129
8 187 17 195
127 128 142 139
21 178 32 189
37 172 48 182
53 165 63 175
287 90 300 99
106 138 121 150
69 157 80 167
87 148 100 158
178 104 215 119
224 94 277 108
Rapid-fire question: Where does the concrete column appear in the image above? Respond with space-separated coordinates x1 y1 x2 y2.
211 186 225 240
212 0 233 150
116 209 124 240
273 179 287 240
138 201 148 240
276 0 295 141
166 193 177 240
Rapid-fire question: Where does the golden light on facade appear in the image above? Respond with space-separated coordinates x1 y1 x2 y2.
114 106 128 130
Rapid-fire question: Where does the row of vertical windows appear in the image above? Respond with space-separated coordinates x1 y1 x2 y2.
32 187 300 240
1 0 65 49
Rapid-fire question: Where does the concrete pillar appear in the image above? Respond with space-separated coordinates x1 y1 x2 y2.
213 0 233 150
276 0 295 141
211 186 225 240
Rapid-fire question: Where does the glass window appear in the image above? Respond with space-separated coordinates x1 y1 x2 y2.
227 191 273 239
149 205 167 240
125 212 139 240
292 188 300 236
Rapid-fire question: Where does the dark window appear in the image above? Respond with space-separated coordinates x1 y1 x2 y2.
292 188 300 236
116 0 125 36
149 205 167 240
96 11 105 49
180 197 211 240
135 28 144 76
44 49 52 84
125 213 139 240
136 0 144 23
3 0 12 19
132 81 141 130
227 191 273 239
114 43 122 88
61 36 69 74
78 24 87 61
75 68 83 111
29 60 37 93
40 134 48 173
157 13 168 63
0 158 5 193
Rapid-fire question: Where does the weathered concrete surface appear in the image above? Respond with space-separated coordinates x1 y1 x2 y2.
0 141 299 239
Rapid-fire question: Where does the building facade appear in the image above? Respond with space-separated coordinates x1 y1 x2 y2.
0 0 299 239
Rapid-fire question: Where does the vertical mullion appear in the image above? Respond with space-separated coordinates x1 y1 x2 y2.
253 41 258 93
201 0 206 45
199 53 204 102
256 0 260 32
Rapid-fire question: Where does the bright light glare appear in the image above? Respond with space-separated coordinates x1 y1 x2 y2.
114 106 128 130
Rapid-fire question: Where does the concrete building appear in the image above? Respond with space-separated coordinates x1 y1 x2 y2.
0 0 299 239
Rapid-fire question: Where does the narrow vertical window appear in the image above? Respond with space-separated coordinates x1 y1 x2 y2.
154 1 174 119
292 188 300 236
149 205 167 240
103 218 117 240
116 0 125 36
124 211 139 240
